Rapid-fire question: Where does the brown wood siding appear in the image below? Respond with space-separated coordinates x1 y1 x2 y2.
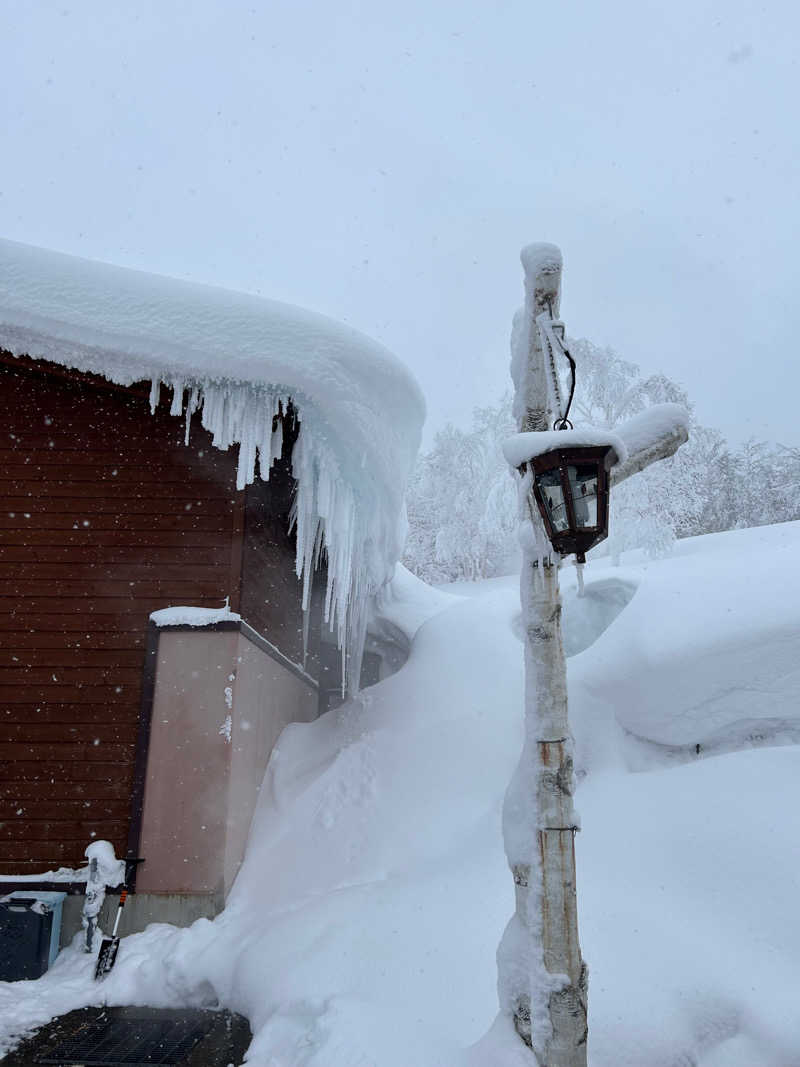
0 356 242 875
239 419 313 671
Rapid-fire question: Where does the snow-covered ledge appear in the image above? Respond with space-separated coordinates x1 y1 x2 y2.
149 604 242 628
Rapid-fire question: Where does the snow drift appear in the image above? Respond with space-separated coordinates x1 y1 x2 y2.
2 523 799 1065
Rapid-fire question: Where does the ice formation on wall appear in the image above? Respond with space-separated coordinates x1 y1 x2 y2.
0 238 426 689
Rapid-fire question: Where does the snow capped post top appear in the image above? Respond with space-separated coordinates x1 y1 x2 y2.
520 243 563 319
511 244 565 432
520 242 563 279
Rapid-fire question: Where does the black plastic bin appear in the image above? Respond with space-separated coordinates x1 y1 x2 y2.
0 895 62 981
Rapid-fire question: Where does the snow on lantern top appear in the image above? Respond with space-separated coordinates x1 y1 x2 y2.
504 428 625 563
0 237 426 687
502 426 627 469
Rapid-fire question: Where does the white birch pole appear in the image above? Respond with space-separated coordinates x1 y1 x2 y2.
499 244 588 1066
498 244 691 1065
499 246 690 1065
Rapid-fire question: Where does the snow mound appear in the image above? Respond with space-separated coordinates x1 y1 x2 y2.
509 575 638 657
0 237 425 685
578 744 800 1066
373 562 462 641
567 520 800 766
562 576 638 657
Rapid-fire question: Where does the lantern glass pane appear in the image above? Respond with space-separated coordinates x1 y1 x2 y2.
567 464 599 528
538 470 569 532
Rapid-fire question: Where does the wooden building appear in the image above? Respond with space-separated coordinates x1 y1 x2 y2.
0 238 423 923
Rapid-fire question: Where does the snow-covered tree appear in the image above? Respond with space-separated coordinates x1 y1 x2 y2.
403 339 800 580
775 445 800 518
403 396 518 582
569 338 690 428
732 438 784 529
567 339 698 559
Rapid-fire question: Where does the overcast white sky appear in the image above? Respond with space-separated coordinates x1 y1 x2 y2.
2 1 797 446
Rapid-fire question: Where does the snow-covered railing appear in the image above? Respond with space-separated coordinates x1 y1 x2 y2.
0 841 125 894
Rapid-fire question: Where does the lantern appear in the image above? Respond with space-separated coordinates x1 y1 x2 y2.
526 444 616 563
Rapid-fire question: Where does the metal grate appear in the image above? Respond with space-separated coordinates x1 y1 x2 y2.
35 1014 216 1066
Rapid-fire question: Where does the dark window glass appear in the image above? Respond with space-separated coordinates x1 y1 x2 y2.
567 464 598 527
538 470 570 532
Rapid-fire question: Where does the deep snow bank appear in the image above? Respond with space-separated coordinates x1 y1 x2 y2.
2 523 800 1065
578 747 800 1067
567 520 800 769
0 581 522 1064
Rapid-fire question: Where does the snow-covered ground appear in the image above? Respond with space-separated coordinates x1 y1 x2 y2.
2 522 799 1065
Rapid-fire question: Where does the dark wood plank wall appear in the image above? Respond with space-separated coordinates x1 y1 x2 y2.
0 355 243 875
239 417 313 672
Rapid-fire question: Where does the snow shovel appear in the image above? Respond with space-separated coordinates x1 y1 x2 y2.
94 887 127 979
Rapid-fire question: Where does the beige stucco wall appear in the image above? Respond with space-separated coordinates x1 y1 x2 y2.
137 628 317 897
223 632 318 893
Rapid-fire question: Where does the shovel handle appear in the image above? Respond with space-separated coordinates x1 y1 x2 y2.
111 888 127 937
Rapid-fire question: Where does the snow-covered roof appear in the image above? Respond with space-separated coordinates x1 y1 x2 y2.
0 237 426 685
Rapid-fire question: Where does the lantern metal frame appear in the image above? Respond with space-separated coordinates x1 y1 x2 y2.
525 444 616 563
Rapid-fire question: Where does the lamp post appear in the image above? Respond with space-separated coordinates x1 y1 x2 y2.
500 244 588 1067
499 244 689 1066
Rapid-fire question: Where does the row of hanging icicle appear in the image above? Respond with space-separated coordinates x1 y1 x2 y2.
149 376 372 692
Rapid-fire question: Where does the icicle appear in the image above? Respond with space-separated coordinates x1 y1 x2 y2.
201 386 224 445
218 387 233 449
142 373 400 694
235 392 258 490
576 561 585 597
252 393 272 481
301 588 312 670
184 384 201 445
312 520 325 570
269 409 283 473
169 379 184 417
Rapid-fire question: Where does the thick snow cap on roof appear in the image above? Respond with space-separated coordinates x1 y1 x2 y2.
0 237 425 688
